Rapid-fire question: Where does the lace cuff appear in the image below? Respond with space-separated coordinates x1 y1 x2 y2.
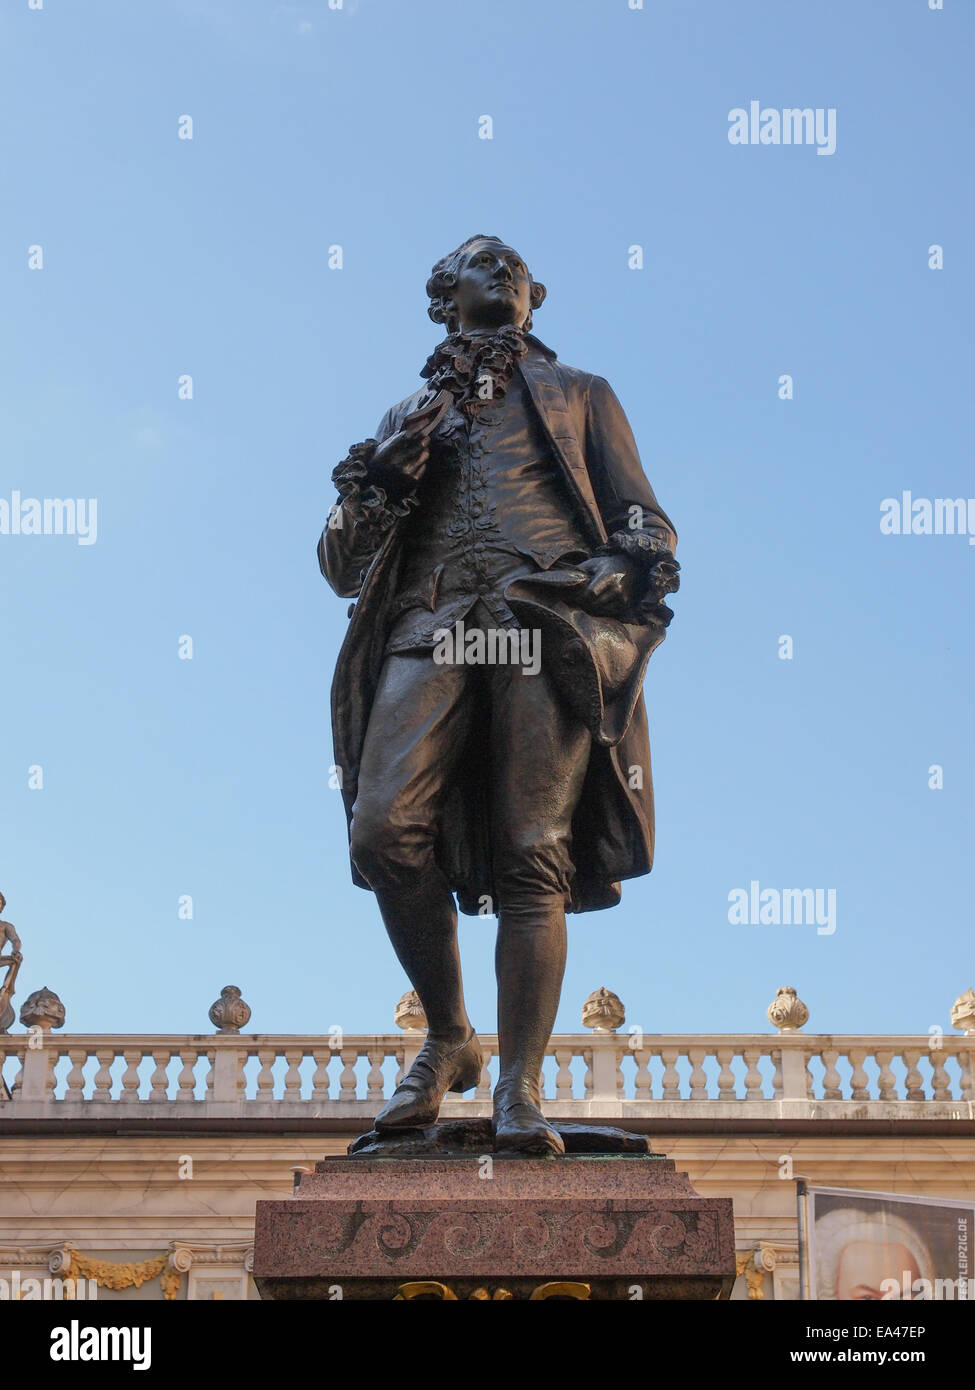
595 530 680 625
332 440 419 534
596 529 674 566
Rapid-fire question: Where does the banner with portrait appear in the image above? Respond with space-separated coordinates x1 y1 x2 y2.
803 1185 975 1300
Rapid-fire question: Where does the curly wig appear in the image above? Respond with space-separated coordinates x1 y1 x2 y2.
426 235 546 334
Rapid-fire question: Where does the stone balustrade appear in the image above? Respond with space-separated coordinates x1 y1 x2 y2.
2 1031 973 1125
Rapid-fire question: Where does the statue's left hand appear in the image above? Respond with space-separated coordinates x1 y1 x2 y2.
575 554 641 617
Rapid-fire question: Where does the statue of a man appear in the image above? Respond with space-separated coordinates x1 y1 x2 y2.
0 892 23 1034
318 236 679 1153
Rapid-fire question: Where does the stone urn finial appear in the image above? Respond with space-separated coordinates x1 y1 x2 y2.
208 985 251 1034
950 989 975 1035
582 987 625 1033
19 986 65 1032
394 990 428 1032
767 985 808 1033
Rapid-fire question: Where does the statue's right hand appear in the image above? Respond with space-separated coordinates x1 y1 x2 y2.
367 430 430 497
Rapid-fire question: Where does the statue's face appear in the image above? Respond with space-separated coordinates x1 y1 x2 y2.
451 241 533 333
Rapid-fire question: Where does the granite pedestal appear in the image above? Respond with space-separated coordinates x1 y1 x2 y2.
254 1123 736 1300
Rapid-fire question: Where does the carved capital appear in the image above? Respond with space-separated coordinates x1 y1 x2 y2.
758 1240 799 1273
48 1245 75 1275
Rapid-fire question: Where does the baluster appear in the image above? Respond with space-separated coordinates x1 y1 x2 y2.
283 1049 303 1099
688 1048 708 1101
661 1048 680 1101
849 1048 869 1101
256 1049 276 1099
582 1049 593 1099
876 1050 896 1101
339 1049 358 1100
311 1049 331 1100
903 1049 924 1101
120 1049 143 1103
538 1060 550 1102
366 1049 385 1104
240 1047 257 1100
177 1050 198 1100
204 1051 214 1096
930 1047 950 1101
474 1049 493 1101
633 1048 652 1101
554 1048 574 1102
716 1048 736 1100
743 1049 764 1101
149 1050 171 1102
93 1049 115 1100
959 1046 975 1102
5 1046 24 1095
771 1051 783 1099
822 1050 842 1100
64 1049 88 1103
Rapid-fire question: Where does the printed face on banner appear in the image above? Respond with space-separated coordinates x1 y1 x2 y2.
809 1188 975 1301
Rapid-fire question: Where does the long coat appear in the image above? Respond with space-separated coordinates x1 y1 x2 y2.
318 336 677 914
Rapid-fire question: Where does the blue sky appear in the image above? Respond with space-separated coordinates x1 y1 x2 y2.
1 0 971 1039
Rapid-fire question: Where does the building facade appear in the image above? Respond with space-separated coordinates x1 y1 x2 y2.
2 985 974 1301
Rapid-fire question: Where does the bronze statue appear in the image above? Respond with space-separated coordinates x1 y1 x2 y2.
319 236 678 1154
0 893 23 1034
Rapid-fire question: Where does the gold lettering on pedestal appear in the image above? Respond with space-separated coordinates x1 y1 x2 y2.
393 1280 591 1300
529 1282 590 1299
394 1282 458 1300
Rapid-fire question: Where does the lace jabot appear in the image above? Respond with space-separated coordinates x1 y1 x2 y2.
420 325 528 413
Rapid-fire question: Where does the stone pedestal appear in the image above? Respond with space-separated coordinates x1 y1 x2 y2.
254 1130 735 1300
